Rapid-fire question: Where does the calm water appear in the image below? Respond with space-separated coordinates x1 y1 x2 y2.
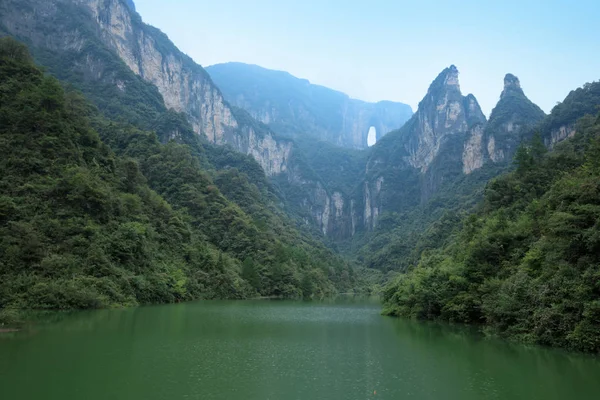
1 298 599 400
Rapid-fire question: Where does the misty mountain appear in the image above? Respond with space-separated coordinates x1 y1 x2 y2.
206 62 413 149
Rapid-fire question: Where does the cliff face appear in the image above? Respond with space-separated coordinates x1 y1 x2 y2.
539 81 600 147
0 0 348 236
79 0 237 141
356 66 489 230
0 0 563 242
206 63 413 149
483 73 546 161
79 0 299 175
0 0 296 176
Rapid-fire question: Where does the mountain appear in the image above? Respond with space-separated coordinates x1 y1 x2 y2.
352 68 547 271
484 74 546 163
539 81 600 146
206 62 413 149
358 65 488 229
0 0 293 176
0 36 358 323
0 0 351 238
382 113 600 354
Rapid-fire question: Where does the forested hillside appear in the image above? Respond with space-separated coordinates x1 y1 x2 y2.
383 117 600 353
0 39 355 324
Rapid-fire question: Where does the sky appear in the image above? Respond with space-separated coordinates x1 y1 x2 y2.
134 0 600 116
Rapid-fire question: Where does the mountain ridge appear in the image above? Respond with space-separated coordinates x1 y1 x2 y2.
206 62 413 149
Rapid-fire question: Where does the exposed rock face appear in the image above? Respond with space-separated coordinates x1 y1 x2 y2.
396 66 487 174
206 63 413 149
0 0 295 177
358 65 492 230
277 165 353 238
463 124 485 174
548 125 576 146
0 0 556 241
540 81 600 147
483 73 546 161
77 0 238 141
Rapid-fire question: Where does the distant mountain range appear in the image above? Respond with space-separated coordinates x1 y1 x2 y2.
206 62 413 149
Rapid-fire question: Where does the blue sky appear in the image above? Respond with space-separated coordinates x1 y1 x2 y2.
135 0 600 116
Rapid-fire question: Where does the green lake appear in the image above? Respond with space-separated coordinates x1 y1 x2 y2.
1 298 599 399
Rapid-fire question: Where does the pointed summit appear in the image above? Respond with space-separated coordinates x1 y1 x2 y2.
485 74 546 163
125 0 136 11
426 65 461 97
501 73 524 98
444 65 460 87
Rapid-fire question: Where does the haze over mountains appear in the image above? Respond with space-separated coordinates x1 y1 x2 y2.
1 0 600 352
206 62 413 149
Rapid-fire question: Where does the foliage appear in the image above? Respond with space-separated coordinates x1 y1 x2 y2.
0 39 356 320
539 81 600 141
382 115 600 353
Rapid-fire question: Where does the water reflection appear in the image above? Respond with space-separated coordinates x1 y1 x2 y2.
1 298 599 400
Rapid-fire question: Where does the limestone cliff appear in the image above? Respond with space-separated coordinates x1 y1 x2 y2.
206 62 413 149
358 66 488 230
482 73 545 162
0 0 296 176
539 81 600 147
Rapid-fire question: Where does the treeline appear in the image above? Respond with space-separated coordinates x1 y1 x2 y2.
383 118 600 353
0 39 354 324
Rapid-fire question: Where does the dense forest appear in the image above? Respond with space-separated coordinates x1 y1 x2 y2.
383 119 600 353
1 1 599 356
0 38 357 325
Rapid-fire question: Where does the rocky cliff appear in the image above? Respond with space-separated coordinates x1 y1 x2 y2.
355 66 488 230
483 73 546 161
206 62 413 149
0 0 567 242
0 0 295 176
0 0 352 236
539 81 600 147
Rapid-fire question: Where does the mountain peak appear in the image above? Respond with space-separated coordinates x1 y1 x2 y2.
444 64 460 87
426 65 461 99
125 0 136 12
501 73 524 98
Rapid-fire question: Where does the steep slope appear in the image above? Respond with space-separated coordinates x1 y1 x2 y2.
539 81 600 146
353 70 547 270
0 0 293 176
484 74 546 163
0 0 370 238
0 39 357 324
357 65 488 231
383 115 600 354
206 62 413 149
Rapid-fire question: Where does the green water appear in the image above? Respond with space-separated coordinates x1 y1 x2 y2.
1 298 599 399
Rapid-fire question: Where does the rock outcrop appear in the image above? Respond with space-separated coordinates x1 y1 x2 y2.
482 73 546 161
0 0 563 242
206 62 413 149
356 65 488 230
0 0 296 176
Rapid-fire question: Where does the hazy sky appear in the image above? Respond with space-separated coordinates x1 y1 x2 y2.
134 0 599 116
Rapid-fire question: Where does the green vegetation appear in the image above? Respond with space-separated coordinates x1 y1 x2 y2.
383 119 600 353
0 39 356 325
485 74 546 155
540 81 600 141
294 137 368 194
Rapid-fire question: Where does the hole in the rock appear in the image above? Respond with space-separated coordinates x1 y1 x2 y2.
367 126 377 147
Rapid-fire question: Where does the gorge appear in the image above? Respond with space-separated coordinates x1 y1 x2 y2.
1 0 600 364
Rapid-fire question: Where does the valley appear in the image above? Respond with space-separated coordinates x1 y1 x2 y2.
1 0 599 379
